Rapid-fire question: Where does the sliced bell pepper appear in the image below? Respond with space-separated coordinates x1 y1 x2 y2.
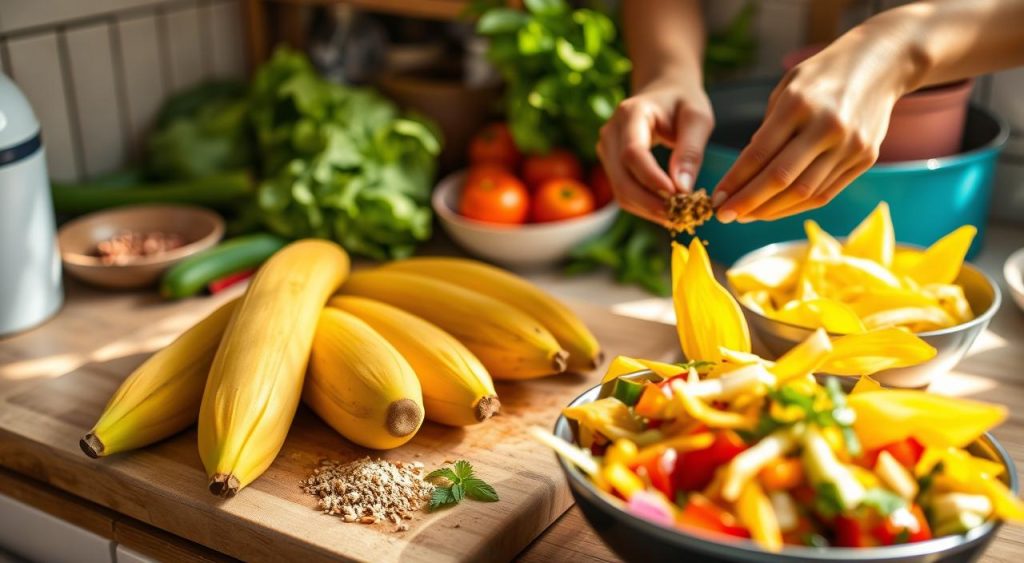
672 430 748 492
871 504 932 545
834 514 877 547
678 494 750 538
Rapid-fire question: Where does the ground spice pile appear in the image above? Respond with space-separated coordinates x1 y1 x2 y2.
666 189 713 236
302 457 434 532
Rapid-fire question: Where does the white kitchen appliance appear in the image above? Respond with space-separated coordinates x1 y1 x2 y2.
0 72 62 336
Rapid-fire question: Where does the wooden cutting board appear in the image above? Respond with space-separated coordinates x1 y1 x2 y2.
0 282 681 562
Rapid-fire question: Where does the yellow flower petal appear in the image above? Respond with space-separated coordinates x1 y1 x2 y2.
821 328 936 375
824 255 902 290
739 290 774 315
848 390 1006 450
670 379 756 430
905 225 978 285
923 284 974 324
847 287 938 317
770 298 866 334
805 220 843 259
861 306 957 331
892 249 925 276
727 256 800 294
770 328 832 382
737 481 783 553
675 238 750 362
844 202 895 267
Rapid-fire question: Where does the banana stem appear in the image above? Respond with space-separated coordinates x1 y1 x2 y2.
210 474 241 498
553 350 569 373
80 433 104 458
475 396 501 422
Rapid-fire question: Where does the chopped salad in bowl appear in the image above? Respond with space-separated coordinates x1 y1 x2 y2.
535 238 1022 557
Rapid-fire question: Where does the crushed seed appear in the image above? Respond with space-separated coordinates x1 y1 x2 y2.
666 189 713 236
302 457 434 532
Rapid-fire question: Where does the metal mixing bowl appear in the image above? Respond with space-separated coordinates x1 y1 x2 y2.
728 241 1002 388
554 375 1016 562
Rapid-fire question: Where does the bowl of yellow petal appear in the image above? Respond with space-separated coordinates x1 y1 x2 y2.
727 234 1001 388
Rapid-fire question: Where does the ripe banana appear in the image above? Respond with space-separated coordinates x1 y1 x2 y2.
341 270 568 380
305 307 424 449
330 296 498 427
199 240 349 498
80 299 237 458
382 257 603 371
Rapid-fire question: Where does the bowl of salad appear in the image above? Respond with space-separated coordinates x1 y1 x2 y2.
534 237 1022 562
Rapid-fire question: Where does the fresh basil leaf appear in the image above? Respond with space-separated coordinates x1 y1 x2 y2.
861 488 906 516
524 0 567 16
814 482 844 518
463 477 499 502
477 8 529 35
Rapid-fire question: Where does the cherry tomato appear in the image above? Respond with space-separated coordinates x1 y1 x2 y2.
469 123 521 170
522 149 583 189
871 504 932 545
637 448 677 500
679 494 750 538
835 515 876 547
465 163 515 185
672 430 748 492
459 170 529 224
589 164 614 208
531 179 595 223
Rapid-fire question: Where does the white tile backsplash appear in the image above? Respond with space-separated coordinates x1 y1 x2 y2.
0 0 244 181
67 23 128 177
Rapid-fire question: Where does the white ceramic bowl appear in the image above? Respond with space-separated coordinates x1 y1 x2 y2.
1004 247 1024 312
432 170 619 270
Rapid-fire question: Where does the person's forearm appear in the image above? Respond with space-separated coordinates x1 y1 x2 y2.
623 0 706 90
851 0 1024 93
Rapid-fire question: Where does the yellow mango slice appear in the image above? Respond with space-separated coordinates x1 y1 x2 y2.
727 256 800 294
861 306 957 332
563 397 662 446
923 284 974 324
844 202 895 267
601 356 650 383
669 380 756 429
770 328 832 382
805 220 843 259
770 298 866 334
905 225 977 286
824 255 902 290
821 328 936 375
737 481 783 552
892 250 925 276
847 288 937 317
848 390 1006 450
851 375 883 394
674 239 751 362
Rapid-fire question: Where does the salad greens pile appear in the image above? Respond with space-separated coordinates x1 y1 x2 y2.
248 49 441 260
476 0 630 160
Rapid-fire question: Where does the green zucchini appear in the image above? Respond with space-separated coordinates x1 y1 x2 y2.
160 233 288 299
51 171 253 214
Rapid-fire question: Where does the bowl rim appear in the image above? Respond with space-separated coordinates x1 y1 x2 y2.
1003 247 1024 301
58 204 225 268
727 239 1003 339
553 375 1016 560
431 169 620 233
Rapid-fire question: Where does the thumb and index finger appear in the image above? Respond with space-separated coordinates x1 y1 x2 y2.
667 103 714 196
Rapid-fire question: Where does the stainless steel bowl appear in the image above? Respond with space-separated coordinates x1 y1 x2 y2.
554 375 1016 562
728 241 1001 388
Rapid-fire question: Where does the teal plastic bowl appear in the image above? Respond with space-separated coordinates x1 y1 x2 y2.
693 81 1008 264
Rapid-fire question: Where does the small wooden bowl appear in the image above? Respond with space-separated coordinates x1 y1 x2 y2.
58 205 224 289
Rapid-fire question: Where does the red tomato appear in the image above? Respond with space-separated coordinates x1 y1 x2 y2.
672 430 748 492
871 504 932 545
861 438 925 470
469 123 521 170
589 164 614 208
465 163 515 185
459 171 529 224
522 149 583 189
679 494 750 538
531 179 595 223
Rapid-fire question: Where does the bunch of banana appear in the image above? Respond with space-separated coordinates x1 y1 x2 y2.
81 245 600 498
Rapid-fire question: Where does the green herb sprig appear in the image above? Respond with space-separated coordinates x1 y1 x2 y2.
426 460 499 511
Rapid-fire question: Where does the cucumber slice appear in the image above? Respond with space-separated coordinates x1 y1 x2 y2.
160 233 288 299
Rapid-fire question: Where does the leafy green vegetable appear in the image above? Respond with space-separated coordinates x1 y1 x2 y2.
861 488 906 516
476 0 629 159
825 377 862 457
814 482 845 518
248 48 441 260
566 213 672 295
427 460 499 510
145 81 253 180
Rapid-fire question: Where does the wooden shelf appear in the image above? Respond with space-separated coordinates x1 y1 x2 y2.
264 0 472 21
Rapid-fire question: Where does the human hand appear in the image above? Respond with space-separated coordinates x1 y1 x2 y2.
713 38 913 223
597 74 714 226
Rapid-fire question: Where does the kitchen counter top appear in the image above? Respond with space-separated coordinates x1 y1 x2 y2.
1 221 1022 562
